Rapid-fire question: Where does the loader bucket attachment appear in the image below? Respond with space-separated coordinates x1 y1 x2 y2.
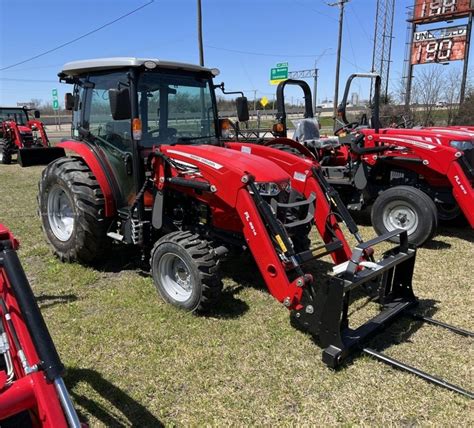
293 229 418 366
18 146 66 167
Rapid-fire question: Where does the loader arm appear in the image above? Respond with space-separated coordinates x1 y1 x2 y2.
226 142 353 265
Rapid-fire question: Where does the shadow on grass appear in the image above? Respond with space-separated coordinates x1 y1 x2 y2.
36 293 77 310
423 239 451 250
66 368 163 427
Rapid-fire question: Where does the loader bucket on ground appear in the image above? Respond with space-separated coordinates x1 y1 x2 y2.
18 147 66 167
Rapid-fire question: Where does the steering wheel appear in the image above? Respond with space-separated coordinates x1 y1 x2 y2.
334 121 359 136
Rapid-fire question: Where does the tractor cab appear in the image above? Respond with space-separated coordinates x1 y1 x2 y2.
60 58 249 208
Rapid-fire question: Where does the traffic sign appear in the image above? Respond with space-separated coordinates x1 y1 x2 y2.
52 88 58 98
270 66 288 85
276 62 288 68
52 99 60 111
260 96 269 107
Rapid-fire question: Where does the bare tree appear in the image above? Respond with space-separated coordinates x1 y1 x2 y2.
443 68 463 125
412 66 445 126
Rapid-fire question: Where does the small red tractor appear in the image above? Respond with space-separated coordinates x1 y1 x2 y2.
265 74 474 246
37 58 472 397
0 106 65 167
0 224 81 427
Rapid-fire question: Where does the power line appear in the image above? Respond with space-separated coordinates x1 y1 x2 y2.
205 44 335 59
0 77 59 83
0 0 155 71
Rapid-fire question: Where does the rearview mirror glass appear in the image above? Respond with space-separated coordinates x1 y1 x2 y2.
109 88 131 120
236 96 249 122
64 93 75 111
34 110 40 119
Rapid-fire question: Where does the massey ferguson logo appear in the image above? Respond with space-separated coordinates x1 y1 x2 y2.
454 175 468 194
244 211 257 236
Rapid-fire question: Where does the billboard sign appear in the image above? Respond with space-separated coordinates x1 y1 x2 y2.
413 0 473 23
411 25 468 64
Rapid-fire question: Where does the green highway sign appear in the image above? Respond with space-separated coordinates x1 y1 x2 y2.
52 88 58 98
270 66 288 85
276 62 288 68
52 99 60 110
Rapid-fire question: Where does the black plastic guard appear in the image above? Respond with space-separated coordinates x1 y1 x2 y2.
18 147 66 167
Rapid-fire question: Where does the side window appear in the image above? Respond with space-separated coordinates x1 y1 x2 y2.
87 72 132 153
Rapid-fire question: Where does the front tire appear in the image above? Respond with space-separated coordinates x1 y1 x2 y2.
38 157 110 263
150 231 223 312
371 186 438 247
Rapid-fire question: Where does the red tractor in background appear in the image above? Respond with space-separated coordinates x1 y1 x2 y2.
0 224 81 427
36 58 472 397
265 74 474 246
0 106 65 167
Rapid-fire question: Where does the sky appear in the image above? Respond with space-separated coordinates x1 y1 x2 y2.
0 0 471 107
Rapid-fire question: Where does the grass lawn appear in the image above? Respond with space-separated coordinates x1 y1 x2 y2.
0 162 472 426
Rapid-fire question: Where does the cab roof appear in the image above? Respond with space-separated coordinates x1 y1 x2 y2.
60 57 219 77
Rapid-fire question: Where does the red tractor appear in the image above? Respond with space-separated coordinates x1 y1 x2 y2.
37 58 472 396
0 106 65 167
0 224 81 427
265 74 474 246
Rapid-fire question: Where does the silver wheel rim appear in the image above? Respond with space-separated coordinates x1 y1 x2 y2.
382 201 419 235
47 186 75 241
158 253 193 302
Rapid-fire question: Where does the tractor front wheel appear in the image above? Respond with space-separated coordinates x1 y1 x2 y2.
38 157 110 263
371 186 437 247
150 231 223 312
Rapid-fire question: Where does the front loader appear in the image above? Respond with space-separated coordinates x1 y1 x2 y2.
37 57 472 397
0 107 65 167
0 224 81 427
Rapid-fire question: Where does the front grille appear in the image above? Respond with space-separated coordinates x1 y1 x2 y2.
20 133 34 147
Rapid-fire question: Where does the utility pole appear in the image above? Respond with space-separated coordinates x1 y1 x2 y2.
327 0 349 121
197 0 204 66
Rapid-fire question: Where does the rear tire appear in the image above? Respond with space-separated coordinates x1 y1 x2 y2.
0 139 12 164
436 201 462 222
150 231 223 312
371 186 438 247
38 157 110 263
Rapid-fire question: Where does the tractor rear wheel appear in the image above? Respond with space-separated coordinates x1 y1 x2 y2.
371 186 437 247
38 157 110 263
0 139 12 164
150 231 223 312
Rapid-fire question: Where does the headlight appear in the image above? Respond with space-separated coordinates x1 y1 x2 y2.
450 140 474 151
253 181 290 196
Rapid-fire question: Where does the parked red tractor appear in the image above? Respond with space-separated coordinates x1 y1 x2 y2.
0 106 65 167
265 74 474 246
38 58 472 397
0 224 81 427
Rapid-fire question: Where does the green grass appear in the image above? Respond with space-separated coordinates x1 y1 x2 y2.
0 162 473 426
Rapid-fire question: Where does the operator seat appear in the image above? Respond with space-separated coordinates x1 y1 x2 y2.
293 118 340 150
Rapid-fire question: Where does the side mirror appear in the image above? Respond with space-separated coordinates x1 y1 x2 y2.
65 93 75 111
34 110 40 119
236 96 249 122
109 88 131 120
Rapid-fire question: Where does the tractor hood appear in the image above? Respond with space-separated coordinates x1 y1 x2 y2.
18 125 32 134
161 144 290 182
363 128 473 151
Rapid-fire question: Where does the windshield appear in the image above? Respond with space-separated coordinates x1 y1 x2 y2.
0 108 28 125
138 71 217 147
